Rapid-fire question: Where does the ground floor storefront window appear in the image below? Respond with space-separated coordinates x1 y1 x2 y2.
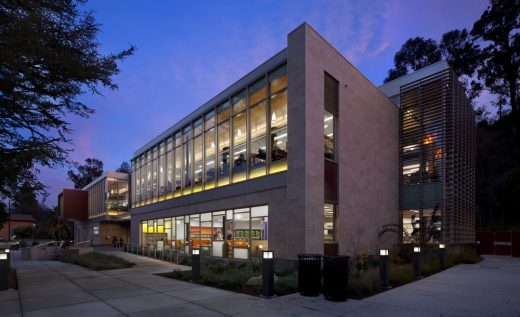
140 205 268 259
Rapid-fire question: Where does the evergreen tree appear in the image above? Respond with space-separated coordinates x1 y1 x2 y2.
67 158 103 189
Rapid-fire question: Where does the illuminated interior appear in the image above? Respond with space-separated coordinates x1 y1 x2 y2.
131 64 287 208
140 205 268 259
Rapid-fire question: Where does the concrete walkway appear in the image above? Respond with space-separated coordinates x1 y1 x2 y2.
1 252 520 316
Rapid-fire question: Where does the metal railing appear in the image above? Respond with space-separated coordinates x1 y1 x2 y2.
118 243 192 264
73 240 92 247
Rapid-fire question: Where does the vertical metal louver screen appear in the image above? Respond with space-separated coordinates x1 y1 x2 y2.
399 68 475 245
324 72 339 116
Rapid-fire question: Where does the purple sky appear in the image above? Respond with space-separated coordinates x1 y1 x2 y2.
39 0 489 206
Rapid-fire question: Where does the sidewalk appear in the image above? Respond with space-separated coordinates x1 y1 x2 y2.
1 251 520 316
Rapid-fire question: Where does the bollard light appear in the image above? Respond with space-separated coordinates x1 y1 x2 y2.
191 248 200 283
413 246 422 278
5 249 9 253
0 253 7 291
262 250 275 298
438 243 446 270
263 250 273 259
379 249 390 288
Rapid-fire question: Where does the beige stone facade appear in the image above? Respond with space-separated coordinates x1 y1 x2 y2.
130 23 399 259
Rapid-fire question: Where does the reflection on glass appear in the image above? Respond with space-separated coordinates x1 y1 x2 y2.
174 146 182 192
271 127 287 162
167 150 173 194
205 128 215 188
232 90 246 114
324 110 334 160
218 121 230 185
324 204 335 242
218 101 230 123
249 77 266 106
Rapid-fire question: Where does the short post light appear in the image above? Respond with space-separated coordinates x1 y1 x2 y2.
413 246 421 278
379 249 390 288
438 244 446 270
0 252 8 291
191 249 200 283
262 250 275 298
4 249 10 266
475 240 481 256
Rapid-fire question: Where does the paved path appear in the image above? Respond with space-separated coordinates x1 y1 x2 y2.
1 252 519 316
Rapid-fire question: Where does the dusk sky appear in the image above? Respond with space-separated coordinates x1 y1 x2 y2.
40 0 489 206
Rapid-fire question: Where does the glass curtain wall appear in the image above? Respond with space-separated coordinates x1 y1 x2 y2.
131 63 287 207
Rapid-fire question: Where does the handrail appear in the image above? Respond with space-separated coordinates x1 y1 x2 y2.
31 241 61 248
73 240 92 247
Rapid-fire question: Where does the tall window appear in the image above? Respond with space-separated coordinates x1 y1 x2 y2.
324 72 338 160
140 155 145 202
183 126 192 194
193 118 203 192
269 65 288 173
232 95 247 183
324 111 335 160
174 132 182 194
324 203 336 243
166 137 173 194
146 151 152 200
218 102 230 186
134 159 140 205
205 112 216 189
249 78 267 178
159 143 166 197
270 91 287 163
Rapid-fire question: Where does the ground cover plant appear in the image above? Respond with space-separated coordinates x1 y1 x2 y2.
157 257 298 296
61 252 134 270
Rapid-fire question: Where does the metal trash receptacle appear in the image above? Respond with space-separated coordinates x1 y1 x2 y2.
297 254 322 296
323 256 349 301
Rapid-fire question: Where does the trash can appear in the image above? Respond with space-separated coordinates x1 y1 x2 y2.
323 256 349 301
297 254 322 296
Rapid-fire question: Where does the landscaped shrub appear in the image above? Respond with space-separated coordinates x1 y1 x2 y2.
421 257 441 276
447 250 481 266
389 263 414 285
348 268 379 298
158 257 298 296
61 252 134 270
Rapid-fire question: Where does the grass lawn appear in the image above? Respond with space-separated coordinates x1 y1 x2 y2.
61 252 135 270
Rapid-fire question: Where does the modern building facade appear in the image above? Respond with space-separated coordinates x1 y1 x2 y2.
129 23 399 260
60 172 130 246
380 61 476 245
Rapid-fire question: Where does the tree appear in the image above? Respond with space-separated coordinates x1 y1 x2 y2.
384 37 441 83
471 0 520 134
116 161 131 174
67 158 103 189
12 181 46 219
37 207 72 240
0 0 135 199
439 29 483 101
0 202 7 232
